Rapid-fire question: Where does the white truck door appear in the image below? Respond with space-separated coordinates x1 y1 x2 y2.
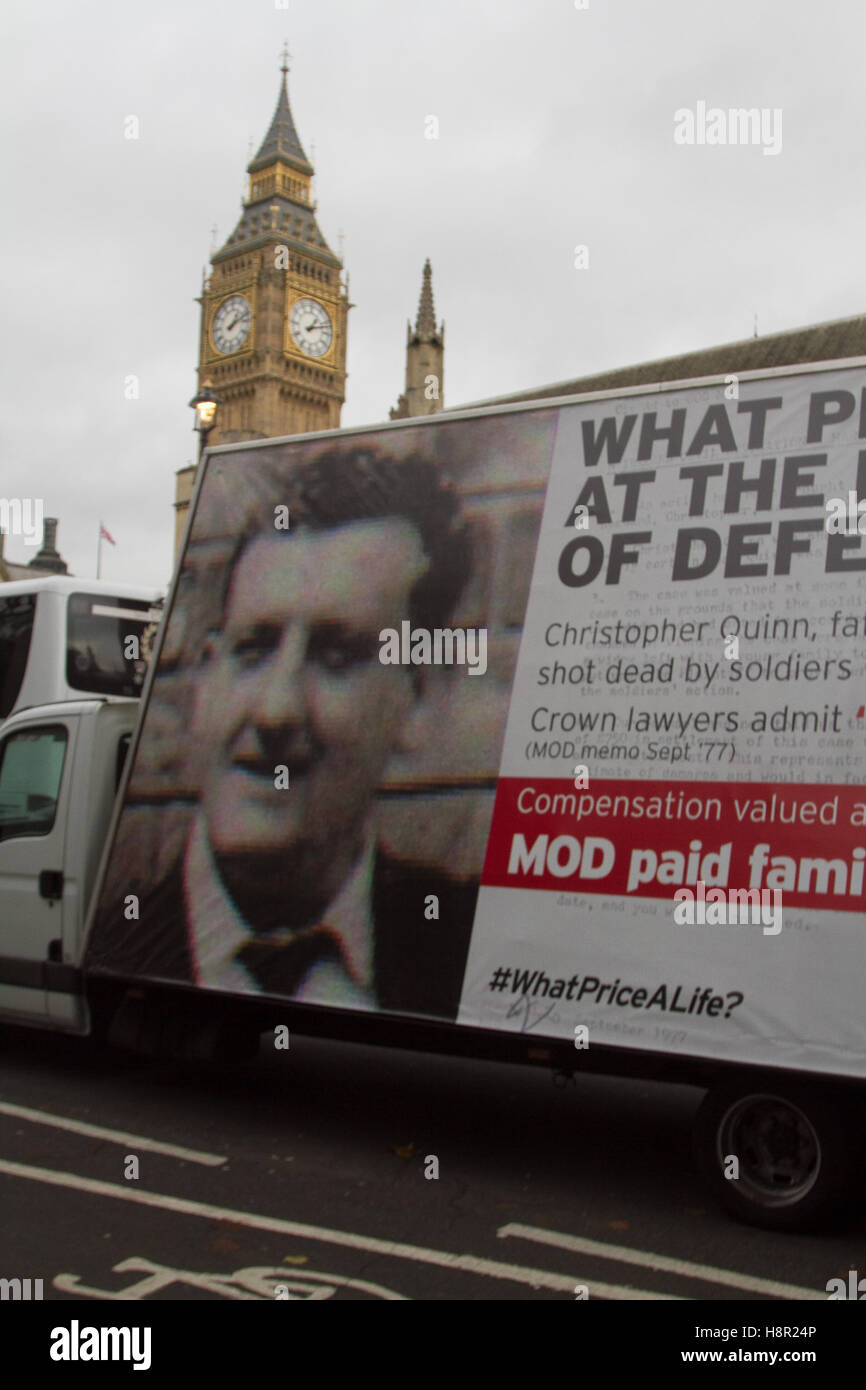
0 715 76 1022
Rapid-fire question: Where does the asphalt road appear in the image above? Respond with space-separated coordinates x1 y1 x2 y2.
1 1023 864 1303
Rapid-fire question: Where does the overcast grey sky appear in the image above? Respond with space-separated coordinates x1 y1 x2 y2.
2 0 863 587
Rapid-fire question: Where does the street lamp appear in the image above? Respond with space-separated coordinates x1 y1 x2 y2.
189 380 222 460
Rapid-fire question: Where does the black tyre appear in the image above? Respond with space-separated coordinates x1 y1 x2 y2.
693 1078 865 1232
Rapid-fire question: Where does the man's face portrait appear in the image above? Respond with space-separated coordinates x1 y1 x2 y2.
194 516 428 893
87 425 548 1017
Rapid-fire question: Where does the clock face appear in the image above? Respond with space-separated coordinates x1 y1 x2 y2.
212 295 251 354
289 298 333 358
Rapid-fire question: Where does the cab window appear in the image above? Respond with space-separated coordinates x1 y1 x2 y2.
0 725 68 841
67 593 156 697
0 592 37 718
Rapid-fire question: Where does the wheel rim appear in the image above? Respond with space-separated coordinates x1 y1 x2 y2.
716 1093 821 1208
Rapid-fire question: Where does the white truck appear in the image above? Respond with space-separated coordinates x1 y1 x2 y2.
2 359 865 1233
0 579 161 1027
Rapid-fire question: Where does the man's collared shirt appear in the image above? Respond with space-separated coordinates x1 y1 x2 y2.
183 813 377 1008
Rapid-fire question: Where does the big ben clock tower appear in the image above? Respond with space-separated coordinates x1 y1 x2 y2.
175 48 349 552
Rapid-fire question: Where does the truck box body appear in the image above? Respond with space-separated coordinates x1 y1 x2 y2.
76 357 866 1084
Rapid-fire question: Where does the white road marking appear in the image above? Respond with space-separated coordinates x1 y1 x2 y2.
499 1223 823 1301
0 1159 681 1299
0 1101 226 1168
53 1257 407 1302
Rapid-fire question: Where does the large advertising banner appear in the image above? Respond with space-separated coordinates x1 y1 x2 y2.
458 364 866 1077
86 361 866 1079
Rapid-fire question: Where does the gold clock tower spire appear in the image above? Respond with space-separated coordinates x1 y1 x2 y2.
174 51 350 553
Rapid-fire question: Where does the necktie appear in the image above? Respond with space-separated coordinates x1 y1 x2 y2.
235 925 342 997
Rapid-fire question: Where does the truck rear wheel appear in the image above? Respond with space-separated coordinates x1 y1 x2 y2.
693 1079 864 1232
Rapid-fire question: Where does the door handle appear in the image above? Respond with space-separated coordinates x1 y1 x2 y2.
39 870 64 901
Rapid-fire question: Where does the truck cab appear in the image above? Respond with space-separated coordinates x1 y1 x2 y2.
0 698 139 1031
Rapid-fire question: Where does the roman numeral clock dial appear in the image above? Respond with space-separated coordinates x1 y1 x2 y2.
289 298 333 358
212 295 251 354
